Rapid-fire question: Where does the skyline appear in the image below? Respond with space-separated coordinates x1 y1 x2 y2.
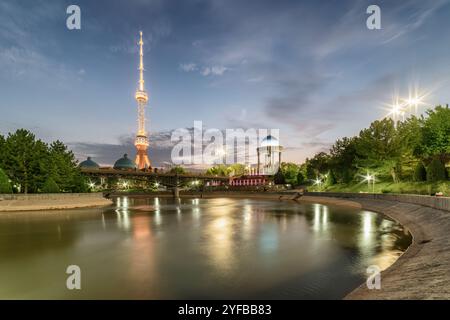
1 0 450 166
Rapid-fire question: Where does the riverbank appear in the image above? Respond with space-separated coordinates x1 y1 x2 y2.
0 193 112 212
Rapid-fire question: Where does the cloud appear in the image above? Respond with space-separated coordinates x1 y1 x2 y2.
180 63 197 72
207 66 228 76
180 64 228 76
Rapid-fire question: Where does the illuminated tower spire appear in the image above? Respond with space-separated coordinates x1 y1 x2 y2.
134 31 151 169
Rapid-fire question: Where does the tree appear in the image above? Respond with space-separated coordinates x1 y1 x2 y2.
296 172 305 186
426 158 446 182
355 118 402 183
3 129 45 193
42 177 60 193
71 173 89 193
0 168 12 194
49 140 78 191
280 162 299 185
273 168 285 185
328 137 358 183
326 170 336 186
0 135 5 168
418 105 450 162
228 163 246 176
169 166 186 174
413 162 427 182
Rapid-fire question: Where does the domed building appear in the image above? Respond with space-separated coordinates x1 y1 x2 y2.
257 135 283 175
113 154 136 170
79 157 100 170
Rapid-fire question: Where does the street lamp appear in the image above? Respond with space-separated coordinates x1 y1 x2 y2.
363 173 375 193
387 97 406 125
314 177 323 191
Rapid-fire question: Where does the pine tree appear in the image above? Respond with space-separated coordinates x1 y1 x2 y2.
0 168 12 194
42 177 60 193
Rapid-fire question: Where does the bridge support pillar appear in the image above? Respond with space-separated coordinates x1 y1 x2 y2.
173 187 180 198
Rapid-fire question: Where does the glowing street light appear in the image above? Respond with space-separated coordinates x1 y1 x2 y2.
404 84 431 117
385 96 406 125
154 182 160 188
363 173 375 193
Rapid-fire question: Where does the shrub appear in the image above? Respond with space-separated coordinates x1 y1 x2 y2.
296 172 305 185
0 168 12 194
413 162 427 182
426 158 446 182
273 169 285 185
42 177 60 193
326 171 336 186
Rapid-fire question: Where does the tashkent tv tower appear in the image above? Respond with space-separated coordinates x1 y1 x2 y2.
134 31 151 169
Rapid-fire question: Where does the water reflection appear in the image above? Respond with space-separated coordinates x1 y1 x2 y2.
0 197 411 299
312 204 329 233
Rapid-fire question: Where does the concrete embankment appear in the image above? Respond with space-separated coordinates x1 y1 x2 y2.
304 192 450 300
0 193 112 212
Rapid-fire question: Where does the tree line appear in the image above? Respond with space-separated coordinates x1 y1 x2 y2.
276 105 450 187
0 129 87 194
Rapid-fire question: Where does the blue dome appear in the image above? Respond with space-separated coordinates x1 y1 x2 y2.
79 157 100 170
261 135 279 147
114 154 136 170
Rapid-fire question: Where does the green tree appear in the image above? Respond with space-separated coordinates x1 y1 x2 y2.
273 168 285 185
326 170 336 186
71 173 89 193
228 163 246 176
42 176 60 193
49 140 78 191
355 118 402 183
0 168 12 194
296 171 305 186
206 164 230 176
169 166 186 174
418 105 450 162
280 162 299 185
413 162 427 182
328 137 358 183
426 158 446 182
0 135 5 168
3 129 46 193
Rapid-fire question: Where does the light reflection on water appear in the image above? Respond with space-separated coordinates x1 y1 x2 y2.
0 197 411 299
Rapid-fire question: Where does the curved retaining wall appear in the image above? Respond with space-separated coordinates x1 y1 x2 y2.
304 192 450 299
306 192 450 212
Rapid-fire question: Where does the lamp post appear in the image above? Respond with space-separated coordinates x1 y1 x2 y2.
364 173 375 193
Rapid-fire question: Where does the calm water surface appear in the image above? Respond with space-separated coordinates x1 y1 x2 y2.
0 197 411 299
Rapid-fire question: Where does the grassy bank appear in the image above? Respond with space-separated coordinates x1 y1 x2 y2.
309 181 450 196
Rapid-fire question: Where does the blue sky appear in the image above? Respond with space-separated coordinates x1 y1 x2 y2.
1 0 450 166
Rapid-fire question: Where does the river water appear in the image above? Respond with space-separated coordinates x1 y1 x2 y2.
0 197 411 299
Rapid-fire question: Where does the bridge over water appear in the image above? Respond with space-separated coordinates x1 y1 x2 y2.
80 168 229 189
